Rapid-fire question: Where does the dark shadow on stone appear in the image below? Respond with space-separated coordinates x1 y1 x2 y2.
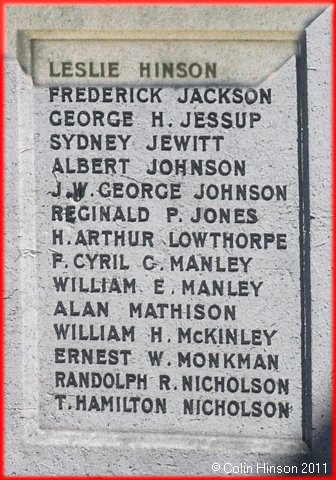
287 421 332 476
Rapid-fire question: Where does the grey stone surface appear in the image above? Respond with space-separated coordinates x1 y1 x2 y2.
306 8 332 462
5 5 331 476
35 58 301 438
31 38 298 85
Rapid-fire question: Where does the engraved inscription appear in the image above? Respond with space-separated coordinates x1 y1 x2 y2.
34 55 302 437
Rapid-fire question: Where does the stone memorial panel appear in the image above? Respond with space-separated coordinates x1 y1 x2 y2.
35 57 301 438
5 5 331 476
